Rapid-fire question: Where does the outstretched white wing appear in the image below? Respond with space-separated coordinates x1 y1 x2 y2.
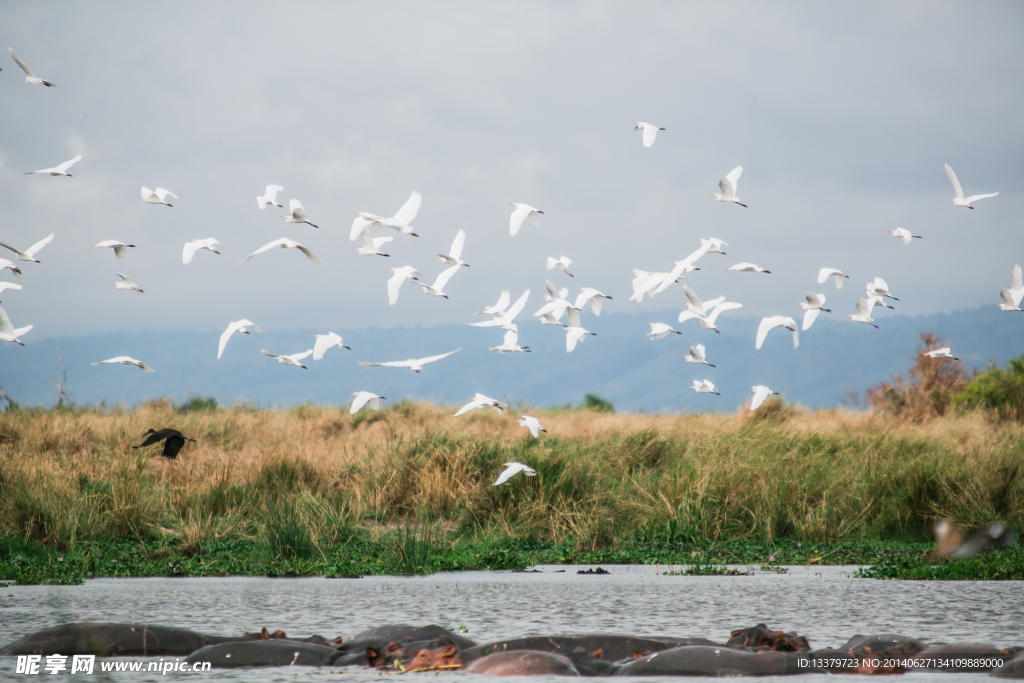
313 332 342 360
705 301 742 325
430 264 462 292
751 386 772 411
801 309 820 331
964 192 998 204
8 47 38 79
719 166 742 198
448 229 466 261
0 306 14 335
945 163 964 202
24 233 54 259
415 348 461 366
240 238 288 263
1011 265 1023 292
53 155 82 174
493 461 536 486
509 204 531 236
294 245 325 267
642 123 658 148
392 191 422 227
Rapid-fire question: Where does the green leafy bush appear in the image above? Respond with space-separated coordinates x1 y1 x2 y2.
954 356 1024 421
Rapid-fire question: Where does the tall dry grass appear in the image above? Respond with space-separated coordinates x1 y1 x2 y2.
0 400 1021 552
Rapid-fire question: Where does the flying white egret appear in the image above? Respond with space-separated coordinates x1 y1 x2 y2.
546 256 574 277
681 285 724 318
262 349 313 369
509 203 543 236
691 380 720 395
139 187 176 206
470 290 529 329
0 282 22 302
711 166 746 207
386 266 424 305
999 265 1024 310
999 289 1023 312
534 281 573 319
94 240 135 260
755 316 799 350
519 416 547 438
313 332 351 360
281 199 318 228
419 264 462 298
647 322 682 340
218 319 261 359
849 299 879 328
452 393 508 417
0 260 24 283
633 121 665 147
684 344 715 367
700 237 728 255
677 299 740 332
490 327 531 353
630 245 710 302
0 306 31 345
437 229 469 267
353 227 392 257
818 268 850 289
798 292 831 331
9 47 57 86
750 386 779 411
945 163 998 209
24 155 81 176
376 191 422 236
112 273 143 294
563 307 596 353
240 238 325 267
723 262 771 274
537 312 564 326
358 348 461 373
183 238 224 264
574 288 612 315
349 213 383 241
255 185 284 210
869 277 899 301
350 391 385 415
864 289 893 310
0 233 54 263
925 347 962 361
475 291 510 317
493 461 537 486
91 356 154 372
888 227 922 245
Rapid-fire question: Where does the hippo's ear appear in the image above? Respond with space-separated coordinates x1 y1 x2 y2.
633 651 643 659
366 647 381 666
589 648 603 659
332 637 344 644
260 627 271 640
443 645 457 657
387 641 403 653
730 629 743 637
272 629 287 639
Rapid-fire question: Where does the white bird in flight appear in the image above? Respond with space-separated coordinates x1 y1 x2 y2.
0 259 25 283
112 273 143 294
358 348 461 373
183 238 224 264
700 237 728 255
350 391 385 415
94 240 135 261
925 347 961 361
493 461 537 486
255 185 284 210
240 238 325 267
888 227 922 245
349 212 383 241
475 290 510 317
563 307 596 353
218 319 261 359
386 266 424 305
24 155 81 176
9 47 58 86
647 322 682 340
533 281 572 320
490 327 531 353
0 233 54 263
818 267 851 289
798 292 831 331
546 256 574 277
723 262 771 274
691 379 720 395
998 265 1024 311
376 191 422 237
437 229 469 267
139 187 177 206
419 264 462 299
684 344 715 367
91 356 154 372
471 290 529 329
519 416 547 438
0 306 32 345
711 166 746 207
354 227 392 257
756 316 799 350
281 199 318 228
509 203 543 237
945 163 998 209
452 393 508 417
313 332 351 360
261 349 313 369
633 121 665 148
849 299 879 328
0 282 22 302
630 245 709 302
999 289 1023 312
868 276 899 301
750 386 779 411
680 285 724 318
574 288 612 315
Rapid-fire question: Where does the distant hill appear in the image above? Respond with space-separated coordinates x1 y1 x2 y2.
2 305 1018 412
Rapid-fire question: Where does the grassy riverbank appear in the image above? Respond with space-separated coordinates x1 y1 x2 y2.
0 400 1021 583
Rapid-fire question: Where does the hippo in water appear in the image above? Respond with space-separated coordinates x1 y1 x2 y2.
398 643 464 672
906 643 1016 671
464 650 580 676
0 623 252 657
461 635 717 663
332 635 462 668
185 639 341 668
838 633 928 655
612 645 819 676
727 624 810 651
344 624 476 651
992 652 1024 679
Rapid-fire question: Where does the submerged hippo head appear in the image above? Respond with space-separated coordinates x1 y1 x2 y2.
366 640 408 668
729 624 809 652
401 644 462 672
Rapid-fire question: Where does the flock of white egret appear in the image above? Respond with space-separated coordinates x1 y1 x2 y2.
1 46 1017 484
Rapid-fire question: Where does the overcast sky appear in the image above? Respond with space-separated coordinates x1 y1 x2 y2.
1 1 1022 351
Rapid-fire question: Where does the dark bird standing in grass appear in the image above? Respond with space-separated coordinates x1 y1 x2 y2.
133 428 196 459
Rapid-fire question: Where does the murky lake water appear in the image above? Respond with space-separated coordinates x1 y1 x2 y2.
2 565 1021 681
